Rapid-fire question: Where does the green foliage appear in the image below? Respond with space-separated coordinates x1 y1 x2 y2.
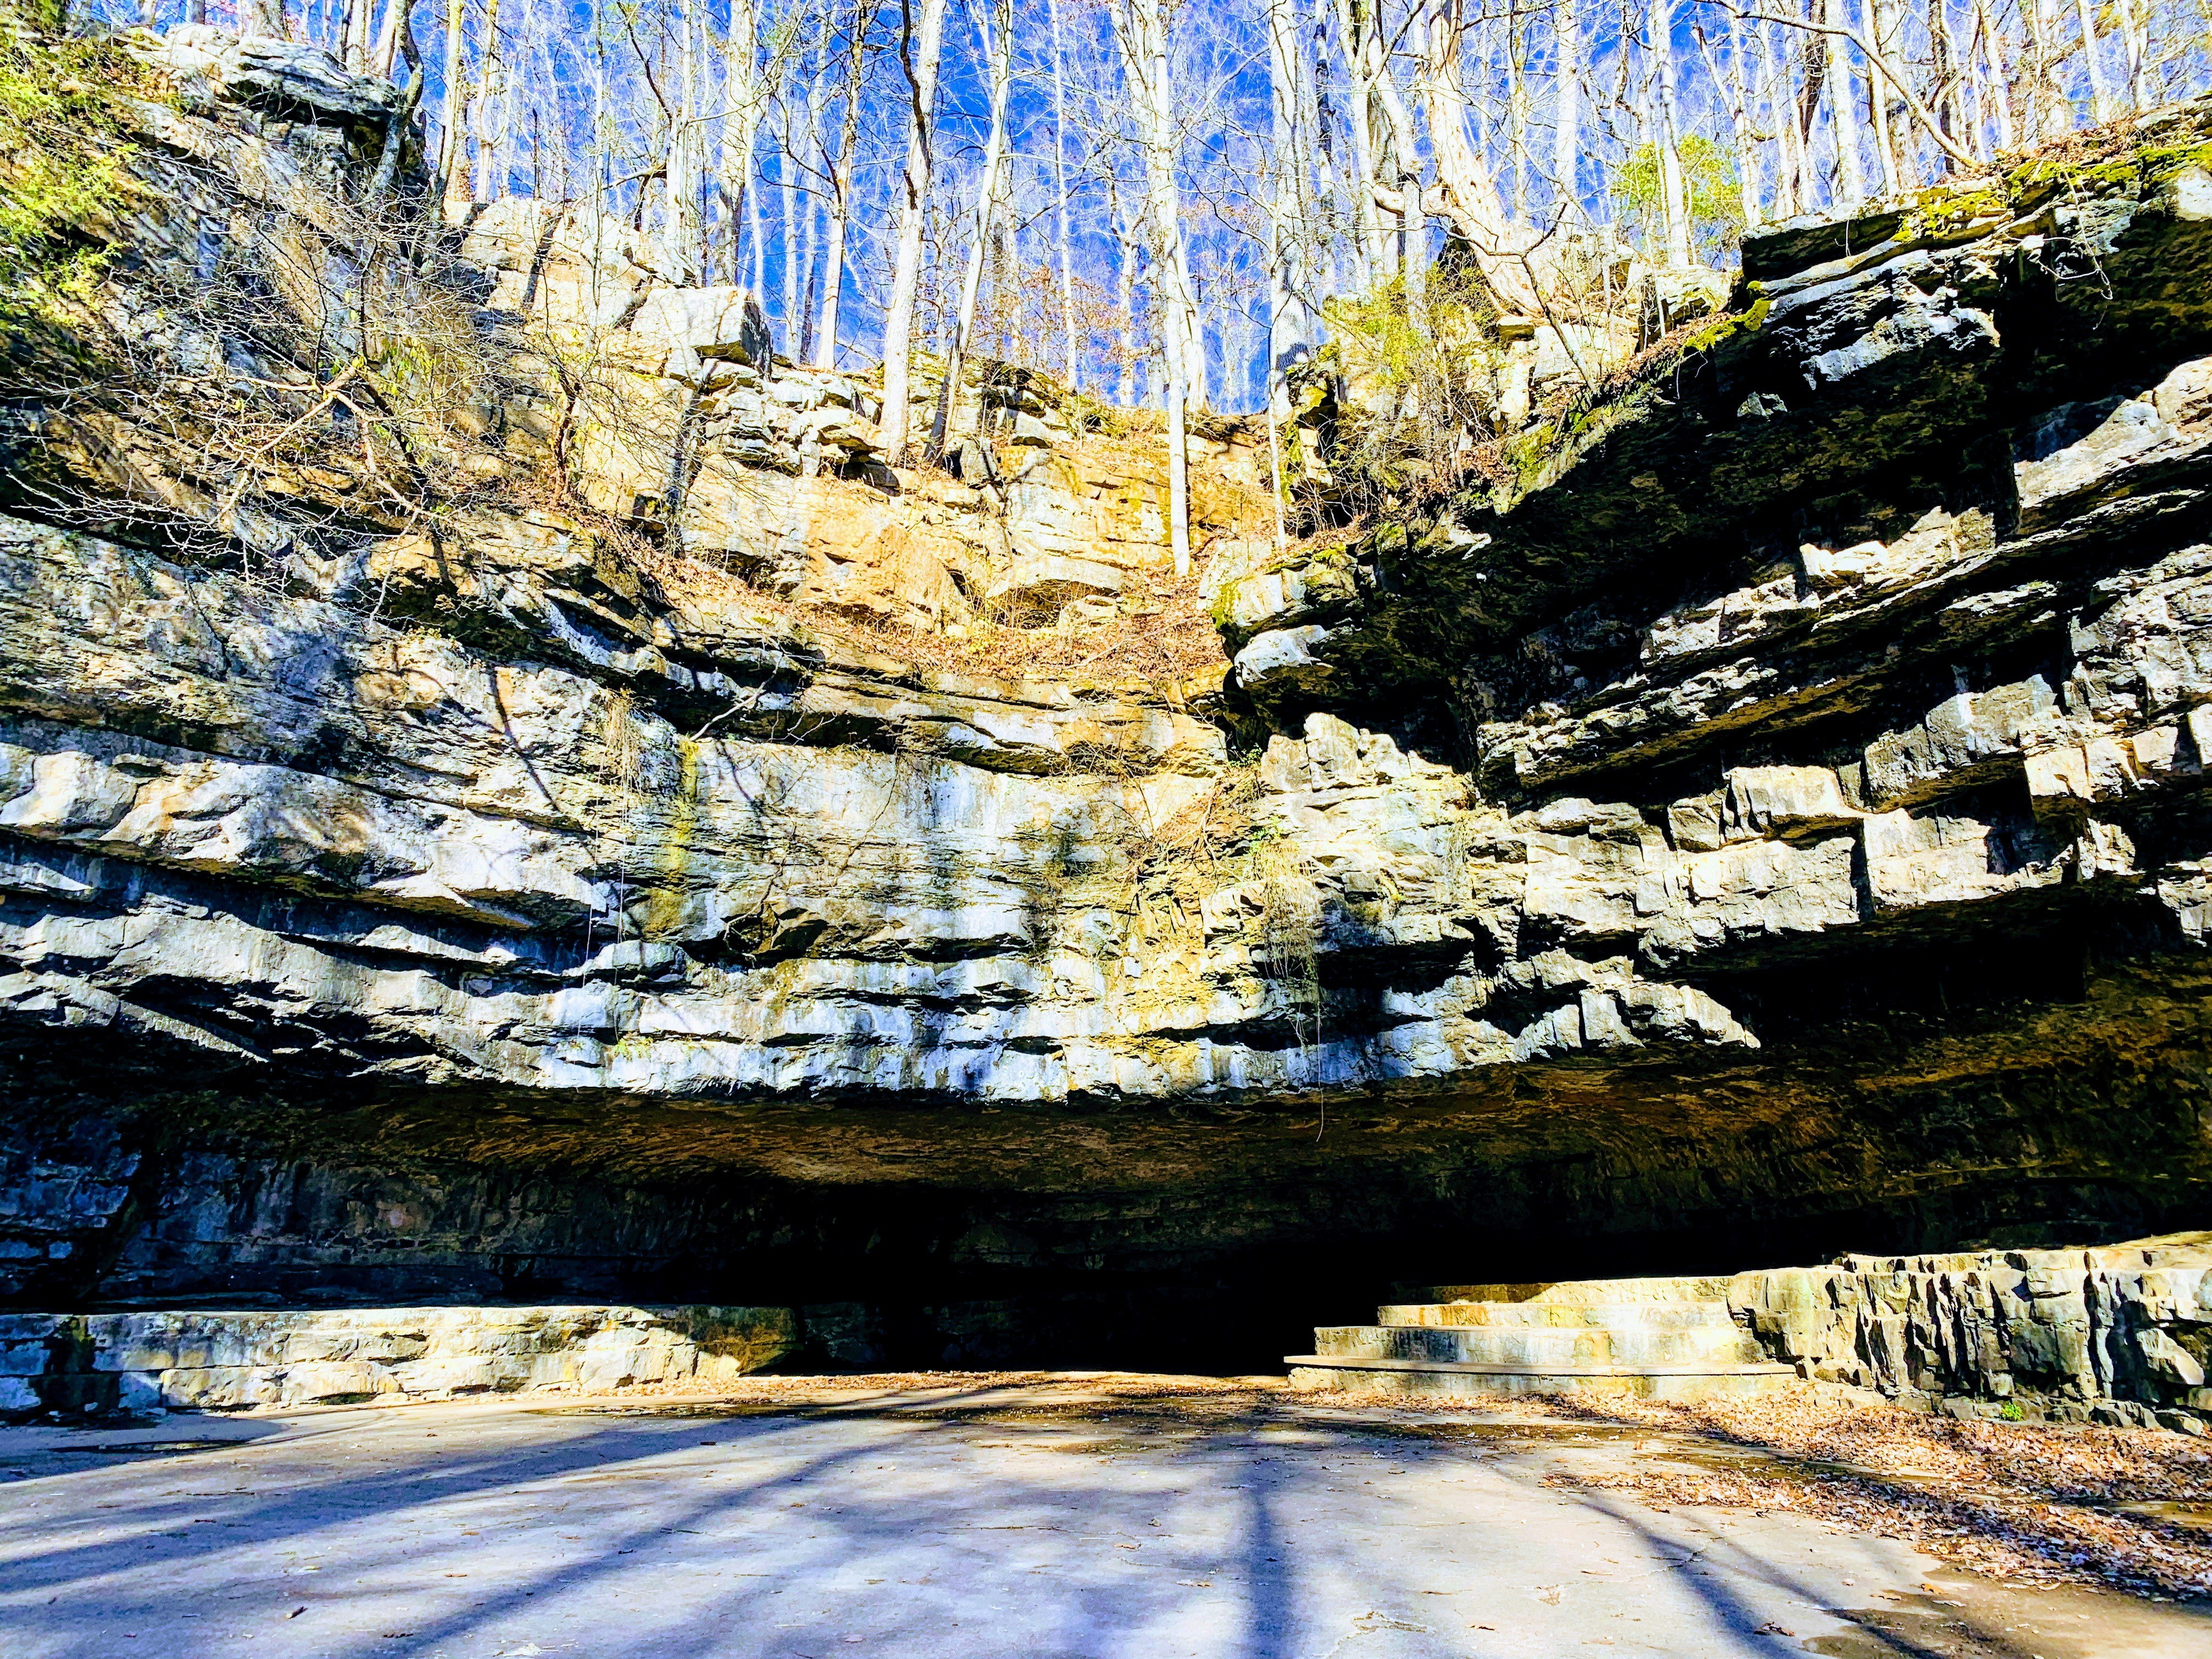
2007 136 2212 210
1678 293 1770 357
1319 259 1503 503
1612 137 1745 260
0 29 155 336
1899 184 2008 241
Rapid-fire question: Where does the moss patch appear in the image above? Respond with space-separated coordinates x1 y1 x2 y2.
0 26 168 336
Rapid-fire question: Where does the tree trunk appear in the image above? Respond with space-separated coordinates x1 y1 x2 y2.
814 0 874 371
438 0 471 218
469 0 502 204
1926 0 1959 168
1265 0 1315 552
795 7 832 357
1972 0 2015 149
1697 20 1764 228
878 0 950 461
340 0 369 70
2073 0 2113 123
1113 0 1199 574
371 0 408 77
1365 14 1425 275
1824 0 1867 207
1553 0 1579 218
1329 0 1391 287
779 109 803 353
1650 0 1694 264
2024 0 2073 137
1266 0 1318 407
1110 173 1137 408
721 0 769 299
1048 0 1080 391
930 0 1015 461
1415 0 1541 308
2114 0 2148 111
1756 15 1803 216
1877 0 1916 189
1859 0 1900 197
663 0 702 278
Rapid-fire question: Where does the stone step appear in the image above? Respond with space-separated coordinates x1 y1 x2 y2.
1410 1277 1736 1306
1285 1355 1796 1403
1377 1300 1742 1330
1314 1322 1769 1369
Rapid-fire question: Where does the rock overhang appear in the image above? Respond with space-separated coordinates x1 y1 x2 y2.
1 37 2210 1324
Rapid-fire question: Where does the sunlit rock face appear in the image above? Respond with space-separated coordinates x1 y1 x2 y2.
3 40 2211 1367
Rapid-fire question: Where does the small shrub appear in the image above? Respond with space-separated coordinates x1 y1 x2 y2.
0 27 161 337
1612 136 1745 262
1321 258 1504 506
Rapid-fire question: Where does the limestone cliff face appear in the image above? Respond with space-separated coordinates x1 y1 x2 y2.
3 30 2211 1365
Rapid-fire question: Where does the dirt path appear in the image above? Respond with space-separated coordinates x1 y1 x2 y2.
1 1372 2205 1658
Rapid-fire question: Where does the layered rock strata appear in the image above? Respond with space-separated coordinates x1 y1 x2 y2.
1 31 2210 1372
0 1301 822 1414
1733 1233 2212 1428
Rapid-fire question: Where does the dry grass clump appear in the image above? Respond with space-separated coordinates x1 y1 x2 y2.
636 528 1227 693
939 562 1227 687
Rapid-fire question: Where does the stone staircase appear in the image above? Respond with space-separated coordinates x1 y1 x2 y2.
1285 1277 1797 1402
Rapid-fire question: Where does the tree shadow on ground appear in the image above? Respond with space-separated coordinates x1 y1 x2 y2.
3 1381 2199 1658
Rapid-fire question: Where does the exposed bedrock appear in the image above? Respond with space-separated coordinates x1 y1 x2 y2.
3 40 2211 1370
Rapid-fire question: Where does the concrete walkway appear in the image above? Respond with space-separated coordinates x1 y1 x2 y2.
0 1379 2203 1659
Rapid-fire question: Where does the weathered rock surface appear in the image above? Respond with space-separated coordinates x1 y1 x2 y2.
2 33 2210 1376
456 194 1263 638
1305 1238 2212 1426
1732 1234 2212 1429
0 1302 819 1413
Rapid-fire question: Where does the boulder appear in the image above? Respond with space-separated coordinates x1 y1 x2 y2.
130 25 402 126
1641 264 1730 336
986 554 1125 627
630 286 777 371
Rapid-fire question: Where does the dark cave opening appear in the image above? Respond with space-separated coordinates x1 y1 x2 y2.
42 1147 2210 1376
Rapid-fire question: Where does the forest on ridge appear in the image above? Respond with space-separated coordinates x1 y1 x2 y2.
60 0 2212 430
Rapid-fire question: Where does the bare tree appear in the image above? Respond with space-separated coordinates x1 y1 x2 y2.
930 0 1016 459
1415 0 1541 307
1112 0 1202 574
812 0 877 368
878 0 950 459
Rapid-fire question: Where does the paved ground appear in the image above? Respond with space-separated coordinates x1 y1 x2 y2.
1 1376 2205 1659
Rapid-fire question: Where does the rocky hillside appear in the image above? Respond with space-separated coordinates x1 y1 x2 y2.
2 22 2210 1368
